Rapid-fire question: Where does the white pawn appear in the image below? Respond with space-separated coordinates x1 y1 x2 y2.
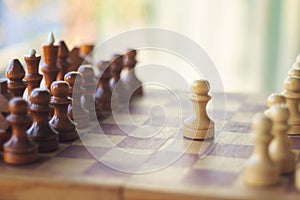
183 80 214 139
288 68 300 77
264 93 286 117
244 113 280 186
282 76 300 135
269 104 296 174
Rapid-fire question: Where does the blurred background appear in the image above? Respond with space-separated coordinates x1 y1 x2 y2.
0 0 299 93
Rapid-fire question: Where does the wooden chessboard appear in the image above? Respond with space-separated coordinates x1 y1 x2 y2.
0 88 299 200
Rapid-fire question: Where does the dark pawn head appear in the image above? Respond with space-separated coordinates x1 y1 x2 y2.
30 88 51 105
78 65 95 79
126 49 137 58
51 81 70 98
9 98 28 114
64 71 83 87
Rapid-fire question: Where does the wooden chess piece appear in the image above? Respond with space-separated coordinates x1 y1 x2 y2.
78 65 103 120
56 41 71 80
282 76 300 135
49 81 78 142
0 79 12 149
268 104 295 174
264 93 286 117
79 44 94 64
243 113 280 186
41 32 59 90
27 88 59 152
3 98 38 165
110 54 128 102
64 71 89 128
122 49 143 97
24 49 43 97
183 80 214 139
288 68 300 77
6 59 27 97
68 47 84 72
95 61 112 111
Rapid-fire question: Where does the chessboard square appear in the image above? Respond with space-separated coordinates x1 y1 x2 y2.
218 131 253 146
290 136 300 150
90 123 136 135
117 136 167 150
57 145 108 159
74 134 125 147
36 157 96 174
183 169 238 186
231 112 257 123
222 121 251 133
101 113 148 125
0 156 50 171
84 161 129 177
209 143 253 158
209 100 240 112
193 156 245 173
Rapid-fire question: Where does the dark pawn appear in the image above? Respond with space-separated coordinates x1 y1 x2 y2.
24 49 43 97
56 41 71 80
68 47 84 72
95 61 112 111
4 98 38 165
27 88 59 152
0 79 13 149
6 59 27 97
49 81 78 142
64 72 89 128
78 65 103 120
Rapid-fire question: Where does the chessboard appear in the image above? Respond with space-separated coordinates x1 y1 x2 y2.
0 87 299 200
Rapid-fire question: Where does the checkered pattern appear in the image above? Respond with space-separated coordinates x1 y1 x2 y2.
0 89 299 199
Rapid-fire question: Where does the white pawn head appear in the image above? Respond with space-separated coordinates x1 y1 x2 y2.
267 93 286 108
288 68 300 77
191 79 210 95
252 113 273 142
269 104 289 123
284 76 300 93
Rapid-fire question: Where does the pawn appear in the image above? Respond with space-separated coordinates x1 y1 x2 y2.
288 68 300 78
64 71 89 128
282 76 300 135
183 80 214 139
6 59 27 97
269 104 296 174
264 93 286 117
24 49 43 98
243 113 280 186
3 98 38 165
49 81 78 142
78 65 103 120
68 47 84 72
122 49 143 97
27 88 59 152
56 41 71 80
95 61 113 111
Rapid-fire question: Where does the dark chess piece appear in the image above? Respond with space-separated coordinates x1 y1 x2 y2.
49 81 79 142
27 88 59 152
79 44 94 64
6 59 27 97
122 49 143 97
56 41 71 80
64 71 90 128
78 65 103 120
95 61 112 111
24 49 43 97
41 32 59 90
68 47 84 72
0 79 12 149
110 54 128 102
3 98 38 165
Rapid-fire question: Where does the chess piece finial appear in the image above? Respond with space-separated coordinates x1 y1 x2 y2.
56 40 71 80
41 33 59 90
78 65 103 119
183 79 214 139
64 71 89 128
24 49 43 97
48 32 55 45
96 61 112 111
3 98 38 165
268 104 295 174
27 88 59 152
6 59 27 97
49 81 78 141
243 113 280 186
288 68 300 77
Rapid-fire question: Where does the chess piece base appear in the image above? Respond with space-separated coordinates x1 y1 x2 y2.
59 129 78 142
243 166 280 186
34 138 59 153
287 124 300 135
3 148 38 165
183 126 214 140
